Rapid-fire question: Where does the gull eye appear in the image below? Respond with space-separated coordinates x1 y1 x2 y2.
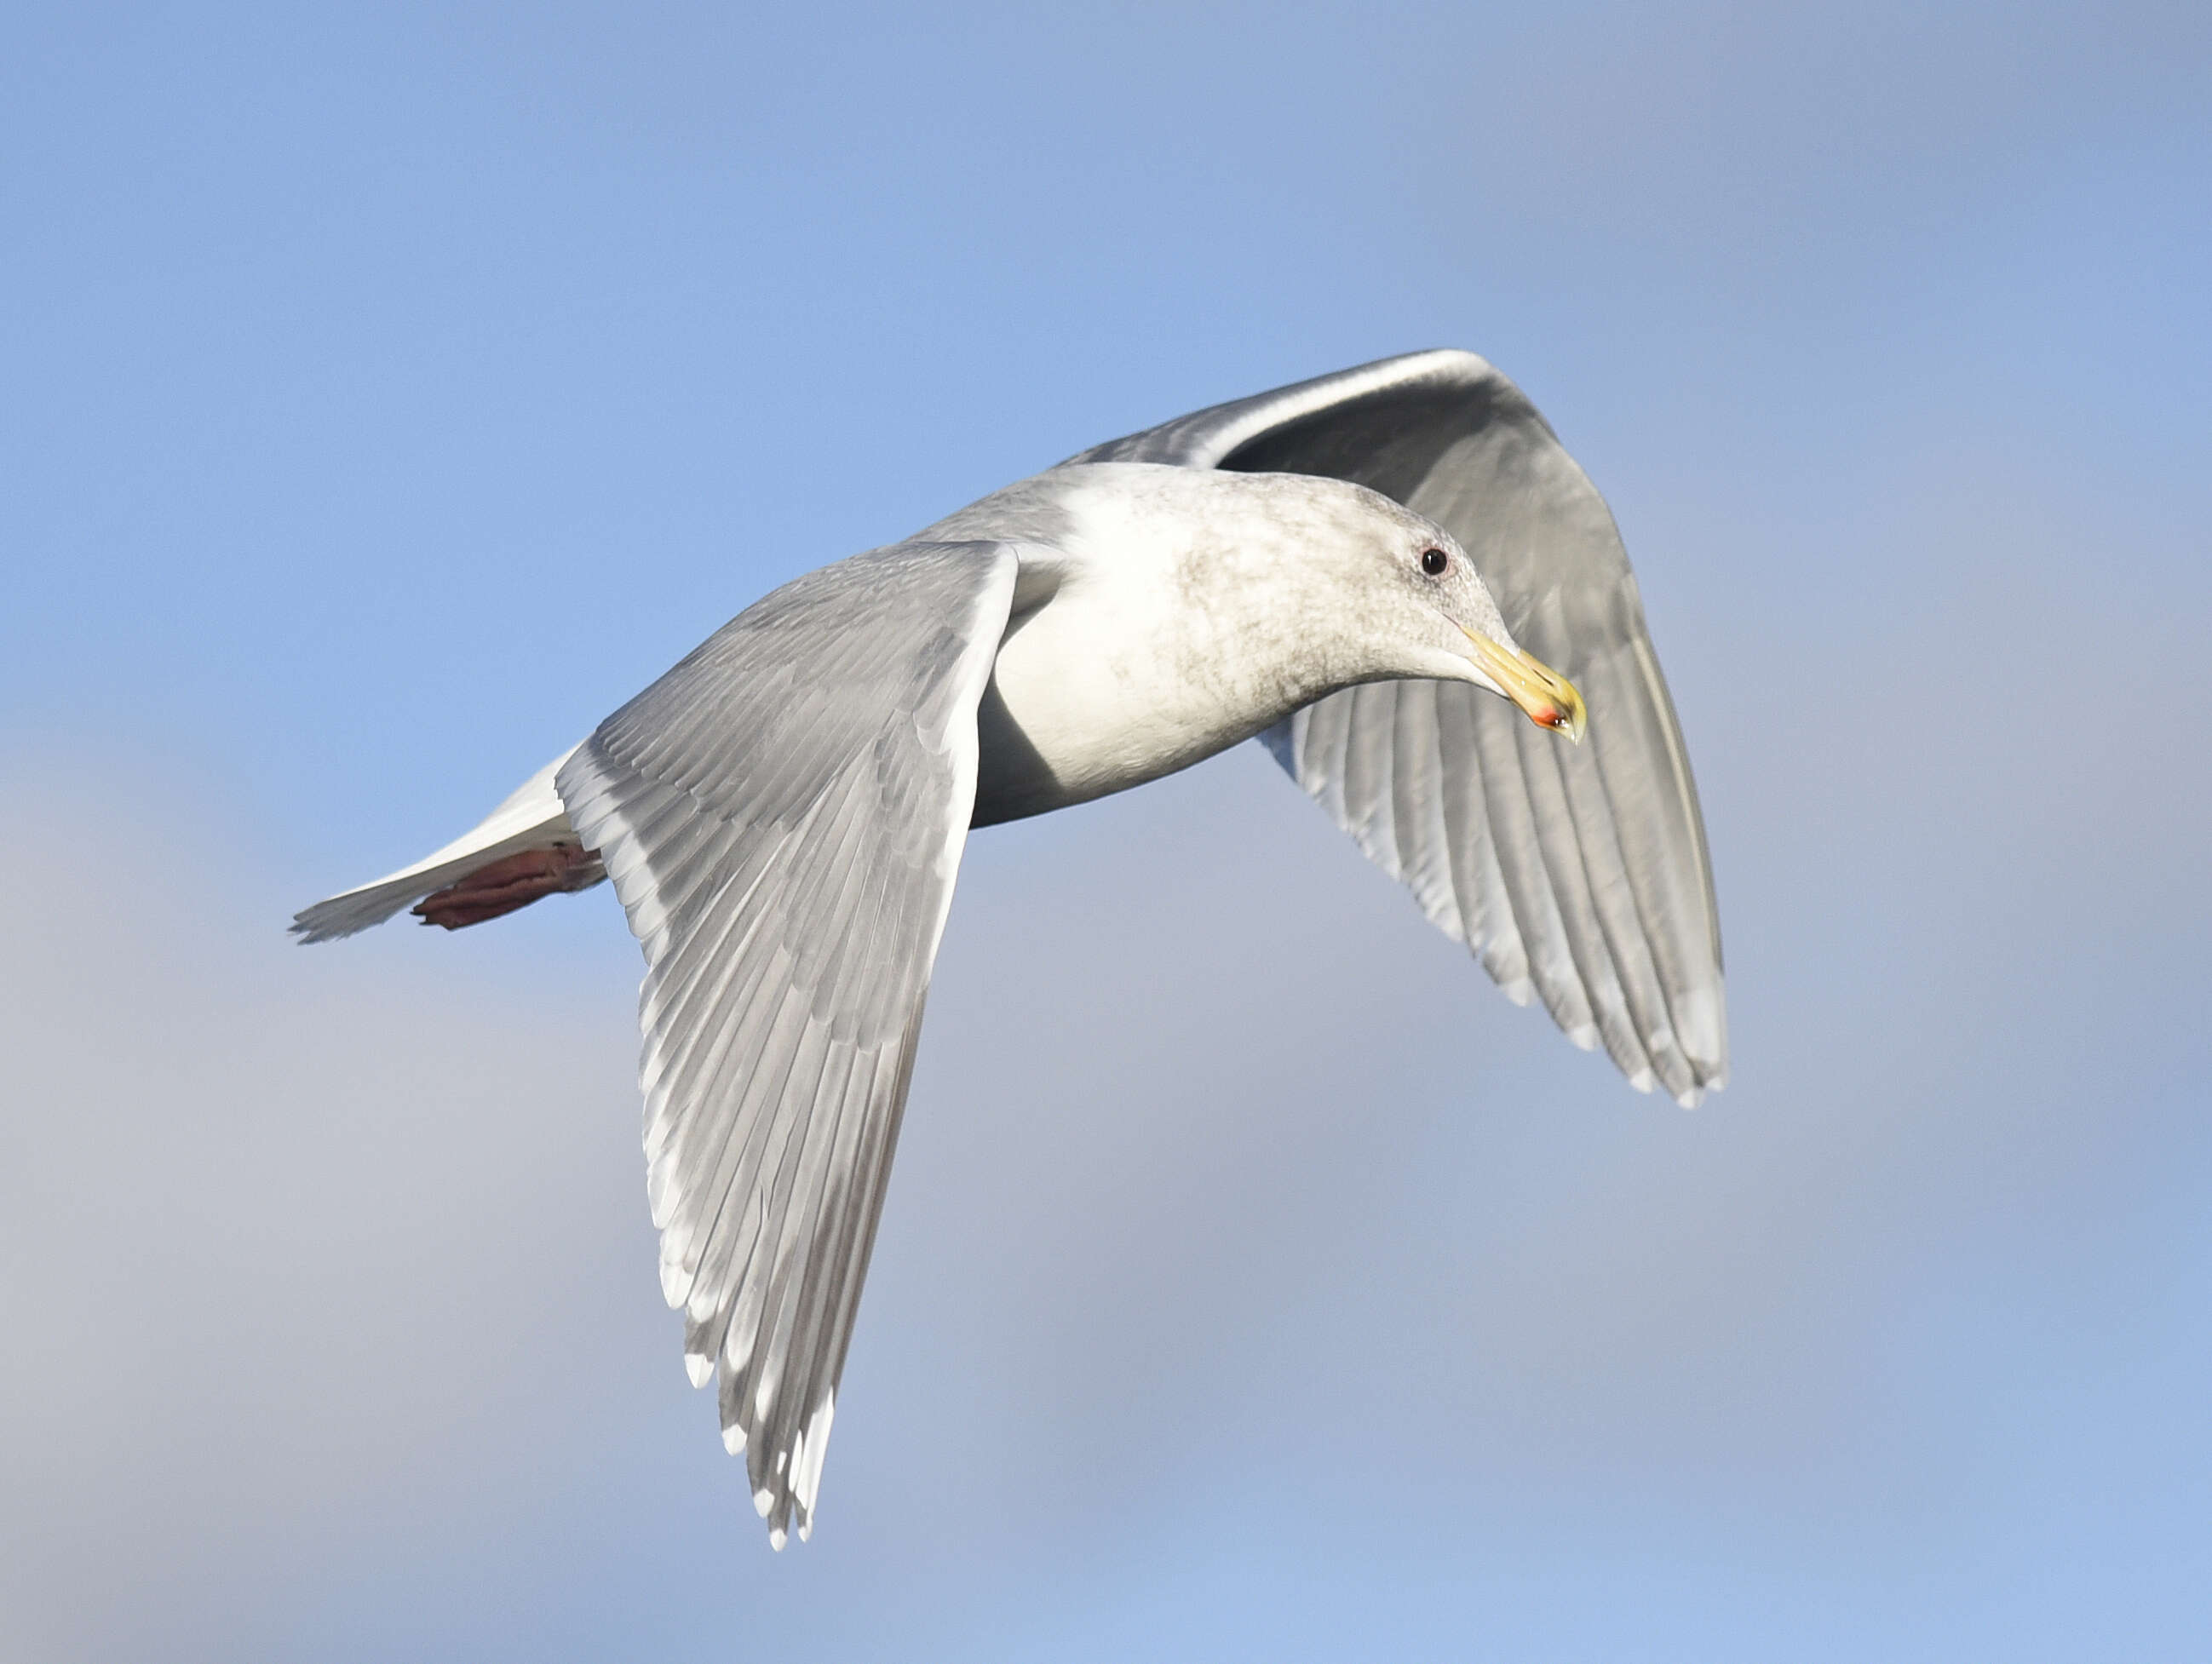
1420 548 1449 577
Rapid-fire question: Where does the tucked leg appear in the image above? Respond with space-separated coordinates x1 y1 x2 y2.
412 844 605 929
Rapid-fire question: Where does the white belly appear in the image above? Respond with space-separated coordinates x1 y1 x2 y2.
971 594 1273 825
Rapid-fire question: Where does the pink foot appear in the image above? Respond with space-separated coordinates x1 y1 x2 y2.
413 844 603 930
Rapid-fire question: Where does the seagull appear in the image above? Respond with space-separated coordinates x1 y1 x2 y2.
295 349 1726 1547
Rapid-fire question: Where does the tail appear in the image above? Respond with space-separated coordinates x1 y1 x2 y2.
291 745 607 943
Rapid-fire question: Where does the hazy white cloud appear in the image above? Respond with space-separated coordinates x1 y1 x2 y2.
0 757 652 1661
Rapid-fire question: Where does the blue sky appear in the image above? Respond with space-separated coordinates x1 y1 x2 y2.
4 3 2210 1660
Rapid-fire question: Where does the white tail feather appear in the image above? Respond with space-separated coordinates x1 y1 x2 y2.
290 744 592 942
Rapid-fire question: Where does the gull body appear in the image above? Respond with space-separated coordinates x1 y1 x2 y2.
294 350 1726 1548
951 465 1531 824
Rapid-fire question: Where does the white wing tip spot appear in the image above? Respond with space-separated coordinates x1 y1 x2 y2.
658 1255 691 1308
1628 1067 1657 1094
754 1487 775 1518
768 1526 788 1552
791 1392 836 1518
1566 1023 1600 1052
686 1352 714 1389
1500 978 1536 1007
1674 1085 1705 1110
1675 985 1727 1067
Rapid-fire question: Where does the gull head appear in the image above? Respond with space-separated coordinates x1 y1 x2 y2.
1250 471 1587 742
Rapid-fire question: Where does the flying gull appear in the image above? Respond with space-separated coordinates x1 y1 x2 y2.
295 349 1727 1548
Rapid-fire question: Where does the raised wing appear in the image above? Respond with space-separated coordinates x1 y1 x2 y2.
1069 350 1727 1104
556 541 1020 1546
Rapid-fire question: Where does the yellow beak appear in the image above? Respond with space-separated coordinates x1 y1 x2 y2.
1460 628 1588 743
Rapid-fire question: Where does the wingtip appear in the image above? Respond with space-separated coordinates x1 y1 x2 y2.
1675 1066 1727 1110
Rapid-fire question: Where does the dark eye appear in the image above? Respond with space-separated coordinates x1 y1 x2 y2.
1420 548 1449 577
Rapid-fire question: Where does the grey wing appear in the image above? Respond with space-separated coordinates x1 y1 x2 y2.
556 541 1020 1547
1073 350 1727 1104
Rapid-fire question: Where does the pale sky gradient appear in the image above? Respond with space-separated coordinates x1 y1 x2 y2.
5 3 2210 1661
